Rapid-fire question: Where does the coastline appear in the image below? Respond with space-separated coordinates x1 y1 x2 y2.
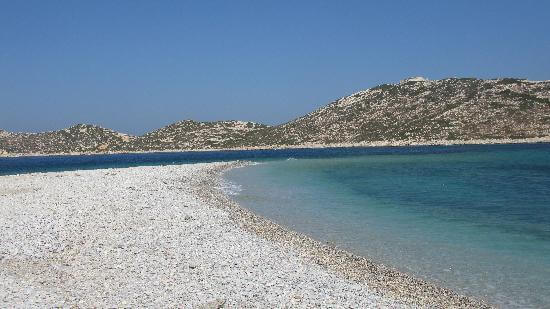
203 162 489 308
0 162 403 307
0 161 489 307
1 135 549 158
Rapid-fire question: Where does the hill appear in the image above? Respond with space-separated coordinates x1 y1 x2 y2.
122 120 269 151
259 77 550 146
1 77 549 155
0 124 133 155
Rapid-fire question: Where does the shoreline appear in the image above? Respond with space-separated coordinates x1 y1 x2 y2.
0 161 489 307
202 162 489 308
1 136 549 158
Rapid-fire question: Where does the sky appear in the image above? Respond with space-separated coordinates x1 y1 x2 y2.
1 1 549 135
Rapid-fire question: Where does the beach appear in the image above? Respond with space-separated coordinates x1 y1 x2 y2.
0 162 487 307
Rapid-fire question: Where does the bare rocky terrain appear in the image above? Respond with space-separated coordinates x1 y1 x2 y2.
1 77 549 155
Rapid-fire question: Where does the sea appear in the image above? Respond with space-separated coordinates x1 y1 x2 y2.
1 143 549 307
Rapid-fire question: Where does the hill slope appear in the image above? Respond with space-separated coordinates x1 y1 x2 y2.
259 77 550 146
122 120 269 151
1 77 550 155
0 124 133 154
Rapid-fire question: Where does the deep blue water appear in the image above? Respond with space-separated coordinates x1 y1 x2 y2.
2 143 550 307
0 144 532 176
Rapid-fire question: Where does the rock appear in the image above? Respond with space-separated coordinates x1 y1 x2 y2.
199 298 225 309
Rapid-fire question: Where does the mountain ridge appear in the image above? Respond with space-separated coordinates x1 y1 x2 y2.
2 77 550 155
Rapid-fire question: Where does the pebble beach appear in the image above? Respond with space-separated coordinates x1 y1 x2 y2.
0 162 488 307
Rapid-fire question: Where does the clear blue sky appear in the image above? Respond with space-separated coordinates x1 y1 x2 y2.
1 1 549 135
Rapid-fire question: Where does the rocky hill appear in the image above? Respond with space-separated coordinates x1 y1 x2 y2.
122 120 269 151
0 124 133 154
1 77 549 155
259 77 550 145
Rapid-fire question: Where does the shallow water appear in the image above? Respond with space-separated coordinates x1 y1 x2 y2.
225 145 550 308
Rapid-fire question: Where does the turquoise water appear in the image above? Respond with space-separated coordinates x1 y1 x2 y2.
225 147 550 308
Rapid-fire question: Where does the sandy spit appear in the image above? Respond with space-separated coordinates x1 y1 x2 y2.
0 162 489 308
